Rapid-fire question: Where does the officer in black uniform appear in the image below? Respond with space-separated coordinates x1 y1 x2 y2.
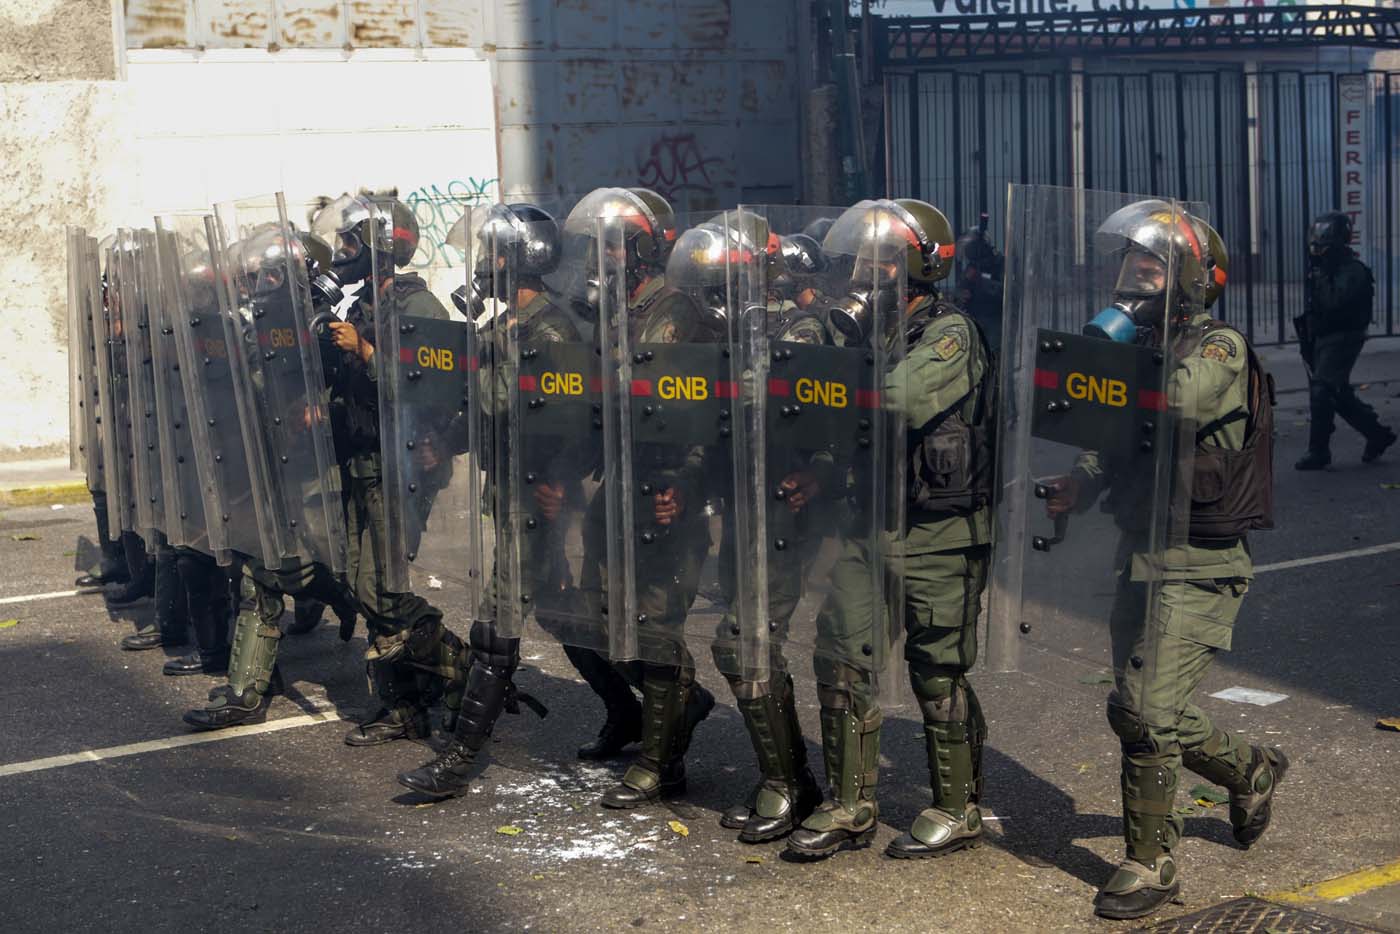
1295 211 1396 469
953 214 1004 357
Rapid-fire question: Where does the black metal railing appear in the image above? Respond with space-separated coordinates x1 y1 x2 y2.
878 6 1400 64
886 66 1399 345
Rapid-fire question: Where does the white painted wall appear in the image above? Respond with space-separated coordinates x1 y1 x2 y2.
0 48 499 459
124 48 499 220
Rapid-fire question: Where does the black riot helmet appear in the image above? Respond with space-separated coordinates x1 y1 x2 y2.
544 187 678 319
774 233 828 305
955 214 1003 283
442 203 562 317
1308 211 1353 260
311 193 421 286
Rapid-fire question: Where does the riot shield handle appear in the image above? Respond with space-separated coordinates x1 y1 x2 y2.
1031 482 1070 551
308 310 338 336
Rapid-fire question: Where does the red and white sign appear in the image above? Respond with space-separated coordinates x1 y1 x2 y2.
1337 74 1368 253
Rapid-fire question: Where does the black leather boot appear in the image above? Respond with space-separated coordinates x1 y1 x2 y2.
345 705 432 746
153 545 191 648
105 532 154 605
737 676 819 843
601 667 710 809
567 644 643 760
397 661 513 799
182 668 284 730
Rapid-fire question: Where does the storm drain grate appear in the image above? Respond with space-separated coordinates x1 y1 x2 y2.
1136 896 1387 933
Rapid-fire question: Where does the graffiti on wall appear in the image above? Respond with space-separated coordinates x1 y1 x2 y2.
636 134 723 209
404 177 499 268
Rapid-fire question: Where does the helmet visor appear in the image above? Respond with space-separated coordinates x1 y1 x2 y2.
311 194 372 247
1113 249 1168 297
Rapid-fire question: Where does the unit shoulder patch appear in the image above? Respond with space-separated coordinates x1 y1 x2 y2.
1200 331 1239 363
931 324 969 361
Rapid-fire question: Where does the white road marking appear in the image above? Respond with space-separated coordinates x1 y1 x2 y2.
0 541 1395 611
1253 540 1400 574
0 710 345 778
0 588 81 606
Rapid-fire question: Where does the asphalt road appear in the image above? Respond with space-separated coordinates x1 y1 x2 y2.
0 346 1396 933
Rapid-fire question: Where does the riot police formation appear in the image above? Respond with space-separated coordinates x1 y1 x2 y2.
63 183 1310 923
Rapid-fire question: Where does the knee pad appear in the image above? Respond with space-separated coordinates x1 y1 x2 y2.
1106 691 1162 758
467 619 519 673
240 573 284 624
912 671 969 742
816 662 877 723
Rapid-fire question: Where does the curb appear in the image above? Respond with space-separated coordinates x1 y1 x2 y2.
1268 857 1400 906
0 482 91 508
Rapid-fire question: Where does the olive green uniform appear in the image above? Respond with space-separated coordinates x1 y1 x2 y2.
588 276 716 800
803 299 993 837
207 278 465 726
343 278 466 726
1075 314 1261 864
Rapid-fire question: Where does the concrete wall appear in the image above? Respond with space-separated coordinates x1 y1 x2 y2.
1 0 129 460
4 0 813 460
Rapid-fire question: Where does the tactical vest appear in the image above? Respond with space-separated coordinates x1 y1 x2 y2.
906 301 996 517
1188 320 1276 542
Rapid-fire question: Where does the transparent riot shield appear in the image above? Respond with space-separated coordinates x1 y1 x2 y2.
987 186 1205 711
163 214 272 567
590 193 766 674
724 202 908 698
113 229 167 549
101 235 139 537
148 221 213 556
212 194 348 573
367 196 474 601
470 196 613 656
67 228 104 492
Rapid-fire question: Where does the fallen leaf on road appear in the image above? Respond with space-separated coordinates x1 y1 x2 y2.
1189 784 1228 806
0 619 18 629
668 820 689 837
10 534 39 541
62 550 76 557
1380 483 1400 491
496 825 523 836
1075 762 1093 775
744 856 763 864
1175 806 1201 817
1358 383 1371 391
1376 717 1400 733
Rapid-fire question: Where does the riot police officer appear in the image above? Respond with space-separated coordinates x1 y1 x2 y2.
397 201 605 799
786 199 998 861
953 214 1004 357
1295 211 1395 469
316 194 470 746
708 216 826 843
1044 203 1288 920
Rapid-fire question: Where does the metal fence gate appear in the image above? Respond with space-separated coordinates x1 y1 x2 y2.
886 66 1400 345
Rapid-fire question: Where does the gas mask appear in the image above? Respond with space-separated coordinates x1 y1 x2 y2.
1084 250 1167 344
451 283 482 319
826 256 902 343
332 230 376 286
308 257 343 310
